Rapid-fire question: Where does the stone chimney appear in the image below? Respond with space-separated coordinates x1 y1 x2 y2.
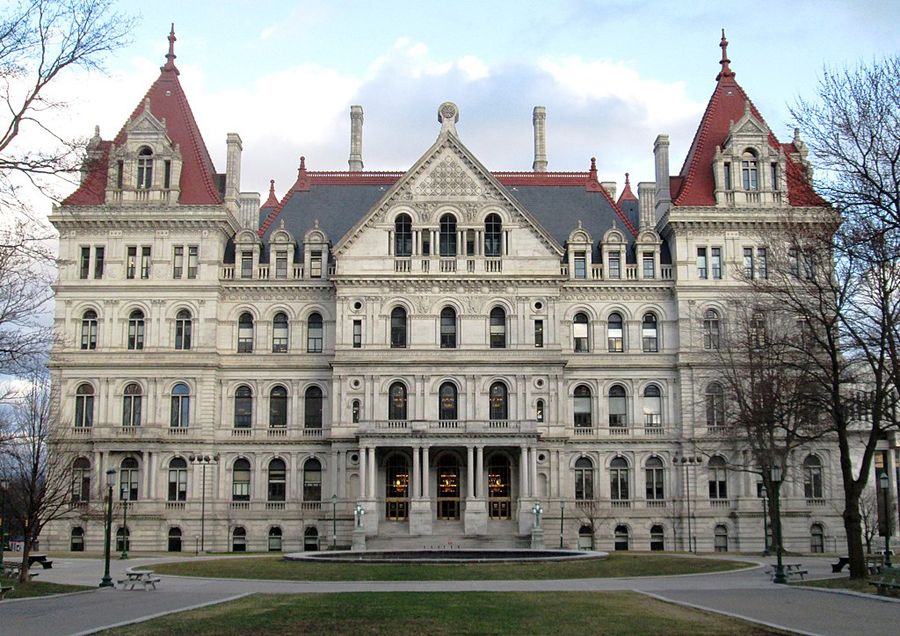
225 133 243 207
348 105 364 171
653 134 671 217
238 192 261 230
532 106 547 172
600 181 617 200
638 181 656 231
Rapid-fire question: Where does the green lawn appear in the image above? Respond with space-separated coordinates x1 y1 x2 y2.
151 552 751 581
99 591 787 636
795 576 879 594
0 575 91 599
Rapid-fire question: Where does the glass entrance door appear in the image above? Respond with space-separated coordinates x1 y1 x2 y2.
385 454 409 520
437 456 460 520
488 455 511 519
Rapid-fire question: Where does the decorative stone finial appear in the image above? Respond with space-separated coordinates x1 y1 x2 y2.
93 125 100 138
279 218 285 230
625 172 630 186
716 28 734 81
438 102 459 135
299 156 307 174
162 24 179 75
314 219 320 229
577 220 583 229
589 157 598 180
269 179 275 194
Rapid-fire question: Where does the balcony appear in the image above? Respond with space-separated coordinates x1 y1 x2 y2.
709 499 733 508
361 420 537 435
72 426 93 438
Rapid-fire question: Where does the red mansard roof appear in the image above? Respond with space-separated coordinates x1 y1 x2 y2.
63 26 222 206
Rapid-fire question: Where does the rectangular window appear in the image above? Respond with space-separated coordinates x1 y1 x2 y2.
696 247 708 279
743 247 754 279
352 320 362 348
240 251 253 279
187 246 198 279
140 246 151 279
711 247 722 279
93 246 105 279
173 246 184 279
310 251 322 278
770 163 778 190
803 252 815 280
116 160 124 189
275 251 287 279
757 247 768 279
163 160 171 189
607 252 621 279
466 230 475 256
79 247 90 279
642 252 655 279
789 248 800 278
723 162 732 190
534 320 544 348
421 234 430 256
574 252 586 279
126 246 137 279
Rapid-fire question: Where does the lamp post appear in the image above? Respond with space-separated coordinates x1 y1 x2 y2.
559 500 565 549
189 454 219 553
879 472 892 568
679 456 697 553
100 468 116 588
331 494 338 549
354 503 365 527
119 495 129 559
771 464 787 584
760 484 770 556
0 478 9 572
532 502 543 529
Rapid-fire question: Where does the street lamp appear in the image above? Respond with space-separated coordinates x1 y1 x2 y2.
771 464 787 584
760 483 770 556
99 468 116 588
0 478 9 572
119 493 129 560
532 502 543 529
189 454 219 553
331 494 338 549
678 456 698 553
879 472 892 568
559 500 566 549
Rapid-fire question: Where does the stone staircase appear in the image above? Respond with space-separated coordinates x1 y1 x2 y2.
367 520 529 550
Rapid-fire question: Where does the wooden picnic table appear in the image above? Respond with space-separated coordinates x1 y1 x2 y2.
117 569 161 591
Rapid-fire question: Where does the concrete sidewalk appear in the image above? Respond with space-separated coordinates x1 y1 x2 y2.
1 554 896 635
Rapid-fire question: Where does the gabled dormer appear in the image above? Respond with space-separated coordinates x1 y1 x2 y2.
268 219 297 279
601 222 627 280
566 222 593 280
303 222 330 280
234 228 262 279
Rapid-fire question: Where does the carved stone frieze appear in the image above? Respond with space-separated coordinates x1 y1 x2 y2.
414 155 482 198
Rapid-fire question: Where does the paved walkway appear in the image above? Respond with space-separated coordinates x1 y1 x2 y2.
1 554 896 635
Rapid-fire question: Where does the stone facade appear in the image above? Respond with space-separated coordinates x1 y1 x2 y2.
44 30 861 555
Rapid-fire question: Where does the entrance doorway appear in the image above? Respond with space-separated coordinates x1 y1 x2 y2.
488 454 511 519
437 454 461 520
385 454 410 520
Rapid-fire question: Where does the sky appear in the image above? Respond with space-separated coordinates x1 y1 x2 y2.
19 0 900 210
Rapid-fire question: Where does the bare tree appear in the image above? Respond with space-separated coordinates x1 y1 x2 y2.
858 486 879 555
0 369 74 582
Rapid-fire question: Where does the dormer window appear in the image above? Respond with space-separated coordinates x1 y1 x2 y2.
484 214 502 257
741 150 758 191
395 214 412 257
137 146 153 189
770 163 779 191
723 162 732 190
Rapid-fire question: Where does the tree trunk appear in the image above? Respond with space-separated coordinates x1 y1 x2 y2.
17 526 32 584
843 488 867 579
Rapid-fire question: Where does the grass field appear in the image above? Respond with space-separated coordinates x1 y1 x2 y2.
0 575 91 599
150 552 751 581
795 576 879 594
98 591 788 635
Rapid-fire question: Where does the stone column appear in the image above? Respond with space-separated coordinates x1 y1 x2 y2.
412 445 421 500
359 446 367 500
422 447 430 498
466 446 475 499
368 447 376 499
530 447 538 497
476 446 484 498
519 446 528 498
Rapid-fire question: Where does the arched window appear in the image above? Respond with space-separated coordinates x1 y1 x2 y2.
390 307 407 348
136 146 153 189
120 384 142 430
231 526 247 552
116 526 131 553
351 399 361 423
268 458 286 502
641 313 658 352
741 150 758 191
303 458 322 501
70 526 85 552
642 385 662 427
272 312 289 353
573 313 589 352
232 459 251 501
119 457 139 501
645 456 664 501
304 386 323 429
439 214 457 256
439 382 458 421
484 213 502 257
170 383 190 428
810 523 825 553
607 313 624 352
389 382 407 421
234 385 253 429
614 524 629 551
81 310 98 350
574 457 594 500
74 383 94 428
573 385 592 428
127 310 145 350
175 309 192 350
610 457 630 501
578 524 593 550
703 309 721 350
72 457 91 503
489 382 508 421
237 312 254 353
304 526 319 551
269 386 288 428
708 456 728 499
307 313 323 353
168 457 187 502
268 526 283 552
650 524 665 551
440 307 457 349
536 399 544 422
489 307 506 349
608 385 627 429
705 382 725 428
168 527 182 552
803 455 824 499
714 524 729 552
394 214 412 256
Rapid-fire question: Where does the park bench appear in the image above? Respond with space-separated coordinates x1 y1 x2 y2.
865 554 885 575
868 565 900 596
117 568 161 591
27 554 53 569
0 585 14 599
831 556 850 573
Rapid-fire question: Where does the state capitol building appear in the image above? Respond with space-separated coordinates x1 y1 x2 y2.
45 28 847 554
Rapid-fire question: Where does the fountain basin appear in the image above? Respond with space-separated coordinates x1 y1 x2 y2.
285 549 608 564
